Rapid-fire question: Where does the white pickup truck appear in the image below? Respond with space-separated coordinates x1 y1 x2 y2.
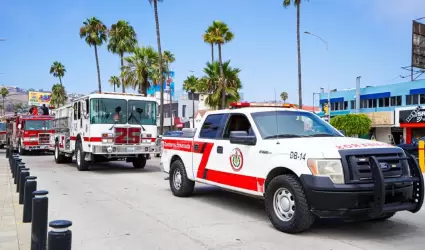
160 102 424 234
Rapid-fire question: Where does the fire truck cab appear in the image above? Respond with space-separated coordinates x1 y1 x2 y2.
8 114 54 155
52 92 160 171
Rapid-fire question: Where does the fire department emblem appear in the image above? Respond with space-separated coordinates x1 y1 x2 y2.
229 148 244 172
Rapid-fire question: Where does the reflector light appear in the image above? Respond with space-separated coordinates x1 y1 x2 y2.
229 102 295 109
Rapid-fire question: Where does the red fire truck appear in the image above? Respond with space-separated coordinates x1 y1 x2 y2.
7 114 55 155
0 121 6 149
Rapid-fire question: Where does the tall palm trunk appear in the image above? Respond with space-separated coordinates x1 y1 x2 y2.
168 69 173 130
59 77 62 86
296 4 302 108
113 84 116 92
120 55 125 93
94 45 102 93
210 43 214 62
218 43 226 109
192 91 195 128
153 0 164 135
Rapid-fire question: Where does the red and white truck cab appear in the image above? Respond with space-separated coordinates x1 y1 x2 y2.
11 114 55 155
160 102 424 234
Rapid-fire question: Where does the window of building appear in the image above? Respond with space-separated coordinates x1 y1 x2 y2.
406 94 419 105
350 100 356 109
182 105 186 117
378 97 390 107
390 96 402 106
420 94 425 104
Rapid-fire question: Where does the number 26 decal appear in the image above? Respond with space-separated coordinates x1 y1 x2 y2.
290 151 306 160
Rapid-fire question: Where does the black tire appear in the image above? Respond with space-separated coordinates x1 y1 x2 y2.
75 141 89 171
169 160 195 197
18 140 26 155
265 174 315 234
132 156 147 169
54 143 65 164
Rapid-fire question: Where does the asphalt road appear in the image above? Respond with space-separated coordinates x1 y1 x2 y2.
9 150 425 250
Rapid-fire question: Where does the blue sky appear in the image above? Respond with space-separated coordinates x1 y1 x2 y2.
1 0 425 105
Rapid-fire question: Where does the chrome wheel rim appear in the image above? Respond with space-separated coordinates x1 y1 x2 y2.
173 169 182 190
273 188 295 222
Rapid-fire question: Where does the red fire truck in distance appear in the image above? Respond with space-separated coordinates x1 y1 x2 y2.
0 121 6 149
8 114 55 155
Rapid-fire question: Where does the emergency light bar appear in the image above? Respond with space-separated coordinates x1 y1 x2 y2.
97 91 146 97
229 102 295 109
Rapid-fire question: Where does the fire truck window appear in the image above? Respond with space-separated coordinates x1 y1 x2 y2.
77 102 81 120
223 114 254 139
73 103 78 120
128 100 157 126
24 120 52 130
85 99 89 115
90 98 127 124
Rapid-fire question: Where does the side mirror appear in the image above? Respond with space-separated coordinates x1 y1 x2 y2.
18 124 22 129
229 131 256 146
339 130 345 136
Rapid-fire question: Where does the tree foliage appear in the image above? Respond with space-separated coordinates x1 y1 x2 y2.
330 114 372 137
50 84 68 108
49 61 66 85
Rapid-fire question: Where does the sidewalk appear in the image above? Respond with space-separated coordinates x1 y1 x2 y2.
0 156 31 250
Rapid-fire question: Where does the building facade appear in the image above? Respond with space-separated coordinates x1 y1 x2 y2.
317 80 425 144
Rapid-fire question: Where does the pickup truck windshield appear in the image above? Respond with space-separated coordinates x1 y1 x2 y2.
24 120 53 130
128 100 157 126
251 110 342 139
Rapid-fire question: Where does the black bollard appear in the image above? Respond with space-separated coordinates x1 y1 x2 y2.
48 220 73 250
11 156 19 176
18 168 30 204
31 190 49 250
15 162 24 187
13 159 23 183
23 176 37 223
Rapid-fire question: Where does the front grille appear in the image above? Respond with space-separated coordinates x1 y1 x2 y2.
343 152 407 183
38 133 51 145
92 145 154 154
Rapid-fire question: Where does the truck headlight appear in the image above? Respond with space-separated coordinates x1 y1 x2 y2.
307 159 344 184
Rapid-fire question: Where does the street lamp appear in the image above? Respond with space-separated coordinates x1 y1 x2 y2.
305 31 330 120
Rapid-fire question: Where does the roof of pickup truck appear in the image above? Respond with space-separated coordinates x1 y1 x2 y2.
205 107 310 115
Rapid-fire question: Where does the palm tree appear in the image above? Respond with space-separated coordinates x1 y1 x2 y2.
50 84 68 108
203 27 215 62
49 61 66 85
163 50 175 129
107 20 138 93
0 87 9 116
148 0 165 135
208 20 234 109
183 75 199 128
280 91 288 103
201 60 242 110
79 17 108 93
122 46 159 96
283 0 305 108
109 76 121 92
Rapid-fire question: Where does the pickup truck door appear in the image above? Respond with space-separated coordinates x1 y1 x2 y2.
210 113 263 194
192 113 227 180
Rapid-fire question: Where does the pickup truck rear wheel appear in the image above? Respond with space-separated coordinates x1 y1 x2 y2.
169 160 194 197
265 174 315 234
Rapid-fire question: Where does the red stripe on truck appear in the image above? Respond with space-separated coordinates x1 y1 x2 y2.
205 169 265 192
196 143 214 178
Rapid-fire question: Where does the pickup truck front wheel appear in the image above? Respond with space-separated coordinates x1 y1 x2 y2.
169 160 194 197
265 174 315 234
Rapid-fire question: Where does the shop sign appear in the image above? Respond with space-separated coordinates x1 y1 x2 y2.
399 106 425 123
365 112 393 125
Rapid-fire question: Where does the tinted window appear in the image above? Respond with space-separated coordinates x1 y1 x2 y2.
223 114 255 138
199 114 224 139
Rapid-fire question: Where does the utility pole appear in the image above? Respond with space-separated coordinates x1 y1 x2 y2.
356 76 361 113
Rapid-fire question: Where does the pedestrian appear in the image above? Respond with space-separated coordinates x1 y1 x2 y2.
31 105 38 115
41 104 49 115
399 135 405 144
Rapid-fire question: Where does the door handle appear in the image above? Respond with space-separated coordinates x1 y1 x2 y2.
194 144 199 151
217 146 223 154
